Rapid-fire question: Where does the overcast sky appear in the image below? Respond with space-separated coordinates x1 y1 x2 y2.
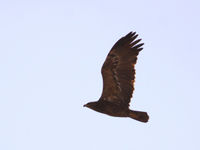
0 0 200 150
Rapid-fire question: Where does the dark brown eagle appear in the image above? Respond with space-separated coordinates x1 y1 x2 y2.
84 32 149 123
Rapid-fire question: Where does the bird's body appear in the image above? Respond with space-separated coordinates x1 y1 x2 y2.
84 32 149 123
85 100 129 117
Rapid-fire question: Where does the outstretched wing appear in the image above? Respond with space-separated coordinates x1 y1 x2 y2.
100 32 144 107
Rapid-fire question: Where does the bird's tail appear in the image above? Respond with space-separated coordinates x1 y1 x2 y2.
129 110 149 123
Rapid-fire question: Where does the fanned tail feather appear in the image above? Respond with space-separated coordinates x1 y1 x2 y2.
129 110 149 123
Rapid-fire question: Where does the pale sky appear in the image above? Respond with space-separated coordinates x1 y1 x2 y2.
0 0 200 150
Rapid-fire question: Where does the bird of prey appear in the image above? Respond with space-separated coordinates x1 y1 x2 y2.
84 32 149 123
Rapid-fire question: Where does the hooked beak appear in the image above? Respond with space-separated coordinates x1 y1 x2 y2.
83 104 87 107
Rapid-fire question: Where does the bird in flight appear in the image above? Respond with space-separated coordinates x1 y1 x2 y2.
84 32 149 123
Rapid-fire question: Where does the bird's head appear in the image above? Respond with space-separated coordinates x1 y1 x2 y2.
83 101 98 110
